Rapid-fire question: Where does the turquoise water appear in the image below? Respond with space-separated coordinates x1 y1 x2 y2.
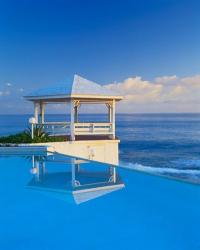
1 152 200 250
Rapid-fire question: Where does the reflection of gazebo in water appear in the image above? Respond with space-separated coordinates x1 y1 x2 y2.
25 74 123 141
27 156 125 204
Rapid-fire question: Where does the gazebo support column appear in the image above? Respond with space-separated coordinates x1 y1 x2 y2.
70 100 75 141
111 100 116 139
39 102 45 124
107 103 112 123
74 101 80 123
74 106 78 123
34 102 39 123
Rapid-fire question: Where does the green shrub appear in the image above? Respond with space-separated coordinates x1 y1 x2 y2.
0 126 65 144
24 126 49 143
0 132 32 144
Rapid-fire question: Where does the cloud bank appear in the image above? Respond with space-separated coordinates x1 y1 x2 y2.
105 74 200 113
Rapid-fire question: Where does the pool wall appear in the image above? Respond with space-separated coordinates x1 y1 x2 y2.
0 139 119 165
30 140 119 165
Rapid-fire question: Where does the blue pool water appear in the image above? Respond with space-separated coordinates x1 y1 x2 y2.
1 152 200 250
1 114 200 249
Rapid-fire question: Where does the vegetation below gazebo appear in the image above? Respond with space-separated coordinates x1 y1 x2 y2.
0 127 65 144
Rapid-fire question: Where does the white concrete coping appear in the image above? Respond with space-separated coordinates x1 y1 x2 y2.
0 146 49 155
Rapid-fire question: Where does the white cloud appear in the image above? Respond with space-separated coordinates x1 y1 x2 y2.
5 82 12 87
105 74 200 113
155 75 177 84
106 76 162 102
181 75 200 87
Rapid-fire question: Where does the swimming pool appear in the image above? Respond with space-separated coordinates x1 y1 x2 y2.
1 152 200 250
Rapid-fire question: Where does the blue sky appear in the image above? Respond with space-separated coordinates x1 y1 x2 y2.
0 0 200 113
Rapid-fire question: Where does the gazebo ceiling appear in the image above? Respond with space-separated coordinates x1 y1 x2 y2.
24 74 123 102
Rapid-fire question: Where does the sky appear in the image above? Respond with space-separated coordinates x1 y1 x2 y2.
0 0 200 114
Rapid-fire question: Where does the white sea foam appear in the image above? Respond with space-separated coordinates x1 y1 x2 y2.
120 162 200 175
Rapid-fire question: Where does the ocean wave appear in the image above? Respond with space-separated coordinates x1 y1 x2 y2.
120 162 200 175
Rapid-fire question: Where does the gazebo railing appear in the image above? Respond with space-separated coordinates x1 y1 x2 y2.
38 122 71 136
74 123 113 135
35 122 113 136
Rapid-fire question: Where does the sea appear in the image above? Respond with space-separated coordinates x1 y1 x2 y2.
1 113 200 183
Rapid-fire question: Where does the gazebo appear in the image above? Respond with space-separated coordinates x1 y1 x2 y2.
25 74 123 141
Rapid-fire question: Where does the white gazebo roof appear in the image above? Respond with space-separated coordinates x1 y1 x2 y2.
25 74 123 102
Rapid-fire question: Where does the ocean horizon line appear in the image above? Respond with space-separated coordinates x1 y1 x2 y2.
1 112 200 116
